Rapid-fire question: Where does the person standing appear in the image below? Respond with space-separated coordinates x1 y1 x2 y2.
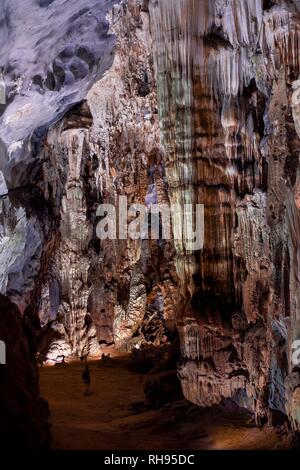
82 365 91 396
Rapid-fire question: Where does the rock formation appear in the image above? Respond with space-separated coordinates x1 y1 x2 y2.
0 295 50 449
1 0 300 448
0 0 121 448
0 0 177 448
33 1 178 361
150 0 300 430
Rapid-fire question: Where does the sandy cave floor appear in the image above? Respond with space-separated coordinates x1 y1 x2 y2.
39 353 292 450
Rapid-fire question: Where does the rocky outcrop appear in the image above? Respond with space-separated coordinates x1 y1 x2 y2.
1 0 300 446
0 0 121 447
33 1 178 360
83 1 178 352
150 0 300 429
1 0 177 369
0 295 50 449
35 102 102 361
0 0 120 190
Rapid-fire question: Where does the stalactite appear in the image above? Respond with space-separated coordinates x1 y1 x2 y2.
150 0 300 429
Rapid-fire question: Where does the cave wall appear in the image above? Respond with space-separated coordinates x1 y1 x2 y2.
1 0 177 367
0 295 50 449
0 0 122 448
34 1 178 360
149 0 300 429
1 0 300 445
0 0 178 446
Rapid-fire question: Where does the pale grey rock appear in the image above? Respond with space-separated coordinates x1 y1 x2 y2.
0 0 120 188
0 204 42 312
0 170 7 195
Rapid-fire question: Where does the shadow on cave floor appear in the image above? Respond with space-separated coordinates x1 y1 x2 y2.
40 353 291 450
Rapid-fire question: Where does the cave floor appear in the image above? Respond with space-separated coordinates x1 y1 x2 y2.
40 353 291 450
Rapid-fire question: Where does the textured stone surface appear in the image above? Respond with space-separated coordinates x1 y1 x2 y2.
0 0 121 448
1 0 300 446
83 0 178 350
27 2 177 360
0 0 119 186
150 0 300 429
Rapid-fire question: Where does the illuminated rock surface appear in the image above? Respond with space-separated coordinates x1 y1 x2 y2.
150 0 300 430
1 0 300 449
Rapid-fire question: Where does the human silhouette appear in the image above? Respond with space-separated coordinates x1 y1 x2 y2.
82 365 91 396
101 353 111 366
